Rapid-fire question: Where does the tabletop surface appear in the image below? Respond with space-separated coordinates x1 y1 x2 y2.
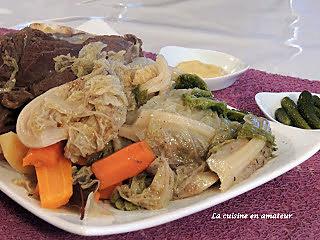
0 0 319 80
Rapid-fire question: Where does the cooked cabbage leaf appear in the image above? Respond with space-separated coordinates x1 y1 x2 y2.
238 114 275 146
174 162 219 199
120 109 215 166
140 89 221 128
119 89 220 166
207 138 268 191
209 118 241 150
72 166 99 190
206 113 275 191
27 74 128 162
117 157 175 210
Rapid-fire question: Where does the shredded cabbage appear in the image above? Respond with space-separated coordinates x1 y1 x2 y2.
27 74 128 162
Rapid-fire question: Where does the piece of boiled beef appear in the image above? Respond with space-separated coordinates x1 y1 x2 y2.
0 27 143 134
84 34 143 63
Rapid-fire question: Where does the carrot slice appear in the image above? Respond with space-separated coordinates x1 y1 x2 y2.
94 183 120 202
99 183 120 200
23 142 64 167
91 141 156 189
23 142 73 209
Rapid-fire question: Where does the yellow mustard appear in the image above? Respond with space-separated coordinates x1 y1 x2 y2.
176 60 226 78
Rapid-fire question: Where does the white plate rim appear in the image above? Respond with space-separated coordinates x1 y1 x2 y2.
1 121 320 236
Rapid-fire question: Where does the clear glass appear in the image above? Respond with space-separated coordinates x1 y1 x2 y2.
77 0 188 22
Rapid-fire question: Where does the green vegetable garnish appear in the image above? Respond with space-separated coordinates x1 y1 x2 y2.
182 93 228 116
174 74 209 91
114 198 125 210
86 141 114 165
189 88 213 98
226 109 248 123
132 85 152 107
237 114 275 147
209 119 241 149
124 201 140 211
238 122 275 145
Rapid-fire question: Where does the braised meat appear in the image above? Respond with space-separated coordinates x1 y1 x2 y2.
1 88 33 109
0 105 16 134
84 34 143 63
0 27 143 134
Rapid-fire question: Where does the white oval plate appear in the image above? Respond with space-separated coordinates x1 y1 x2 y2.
1 121 320 236
159 46 249 91
255 92 320 131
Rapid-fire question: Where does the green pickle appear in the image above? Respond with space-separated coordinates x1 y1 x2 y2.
281 97 310 129
274 108 292 126
314 106 320 119
312 95 320 108
297 91 320 129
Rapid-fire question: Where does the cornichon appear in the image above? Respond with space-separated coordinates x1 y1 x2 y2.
297 91 320 129
281 97 310 129
314 106 320 119
312 95 320 108
275 108 292 126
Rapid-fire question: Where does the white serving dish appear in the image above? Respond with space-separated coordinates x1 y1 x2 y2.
159 46 249 91
1 121 320 236
255 92 320 131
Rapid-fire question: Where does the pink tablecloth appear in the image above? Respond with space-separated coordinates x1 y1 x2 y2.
1 28 320 239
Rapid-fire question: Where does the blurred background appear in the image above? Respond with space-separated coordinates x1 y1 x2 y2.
0 0 319 79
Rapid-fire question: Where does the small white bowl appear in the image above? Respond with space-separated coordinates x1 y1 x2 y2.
159 46 249 90
255 91 320 131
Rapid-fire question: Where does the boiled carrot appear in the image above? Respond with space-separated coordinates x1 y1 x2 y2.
91 141 156 189
23 142 73 209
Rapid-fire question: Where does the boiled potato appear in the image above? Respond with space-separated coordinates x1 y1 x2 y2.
0 131 34 174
